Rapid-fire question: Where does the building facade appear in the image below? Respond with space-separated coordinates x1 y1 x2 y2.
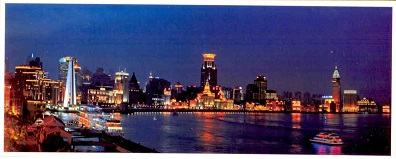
357 97 377 113
114 70 129 105
343 90 358 112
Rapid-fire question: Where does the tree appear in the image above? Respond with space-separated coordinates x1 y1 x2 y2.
41 132 67 152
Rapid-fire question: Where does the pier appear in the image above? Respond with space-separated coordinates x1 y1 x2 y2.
68 128 158 152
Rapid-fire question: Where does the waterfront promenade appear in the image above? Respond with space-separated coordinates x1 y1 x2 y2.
49 107 387 115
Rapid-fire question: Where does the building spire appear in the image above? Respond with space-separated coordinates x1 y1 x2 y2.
333 65 340 78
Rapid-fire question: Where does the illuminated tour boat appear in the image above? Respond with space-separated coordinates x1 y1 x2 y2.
310 132 344 145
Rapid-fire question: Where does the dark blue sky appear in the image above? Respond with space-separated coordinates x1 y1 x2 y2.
5 4 392 103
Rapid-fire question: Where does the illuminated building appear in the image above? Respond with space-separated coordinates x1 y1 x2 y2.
164 87 171 106
382 105 390 114
193 81 215 109
215 87 234 110
129 72 142 105
266 90 277 100
343 90 358 112
145 73 171 107
200 53 217 87
357 97 377 113
320 96 333 112
265 98 285 111
114 70 129 105
233 87 244 102
14 64 42 119
14 56 64 118
221 87 233 100
292 100 301 111
265 90 278 110
192 81 233 110
87 86 114 106
253 75 267 103
43 80 63 106
332 66 341 112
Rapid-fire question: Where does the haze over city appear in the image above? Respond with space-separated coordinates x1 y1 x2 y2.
5 4 392 103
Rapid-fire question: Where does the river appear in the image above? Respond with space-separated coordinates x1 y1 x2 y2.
57 112 391 155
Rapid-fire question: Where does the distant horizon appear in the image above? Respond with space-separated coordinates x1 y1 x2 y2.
5 4 392 104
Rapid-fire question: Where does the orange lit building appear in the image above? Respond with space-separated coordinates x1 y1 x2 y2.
87 86 114 106
357 97 377 113
190 81 233 110
114 71 129 105
292 100 301 111
265 98 285 111
343 90 358 112
382 105 390 114
320 96 333 112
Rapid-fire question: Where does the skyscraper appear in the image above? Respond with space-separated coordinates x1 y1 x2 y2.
200 53 217 87
332 66 341 112
253 75 267 103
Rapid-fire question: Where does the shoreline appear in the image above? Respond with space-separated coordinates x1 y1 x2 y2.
47 108 388 115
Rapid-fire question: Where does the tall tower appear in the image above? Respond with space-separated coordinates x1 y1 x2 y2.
200 53 217 87
332 66 341 112
63 58 77 107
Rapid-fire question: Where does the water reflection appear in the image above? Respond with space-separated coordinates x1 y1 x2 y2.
291 113 301 129
311 143 342 155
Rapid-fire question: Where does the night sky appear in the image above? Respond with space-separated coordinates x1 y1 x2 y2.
5 4 392 103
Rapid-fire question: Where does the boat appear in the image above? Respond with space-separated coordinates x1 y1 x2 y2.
310 132 344 145
104 118 124 136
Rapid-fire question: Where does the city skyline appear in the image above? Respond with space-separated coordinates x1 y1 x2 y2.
5 4 392 103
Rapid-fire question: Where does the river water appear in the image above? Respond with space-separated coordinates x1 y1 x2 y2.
57 112 391 155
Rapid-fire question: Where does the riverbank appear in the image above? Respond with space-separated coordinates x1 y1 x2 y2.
48 107 386 115
118 109 385 115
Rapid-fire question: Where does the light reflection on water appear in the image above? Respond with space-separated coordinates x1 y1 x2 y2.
311 143 342 155
57 112 390 155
